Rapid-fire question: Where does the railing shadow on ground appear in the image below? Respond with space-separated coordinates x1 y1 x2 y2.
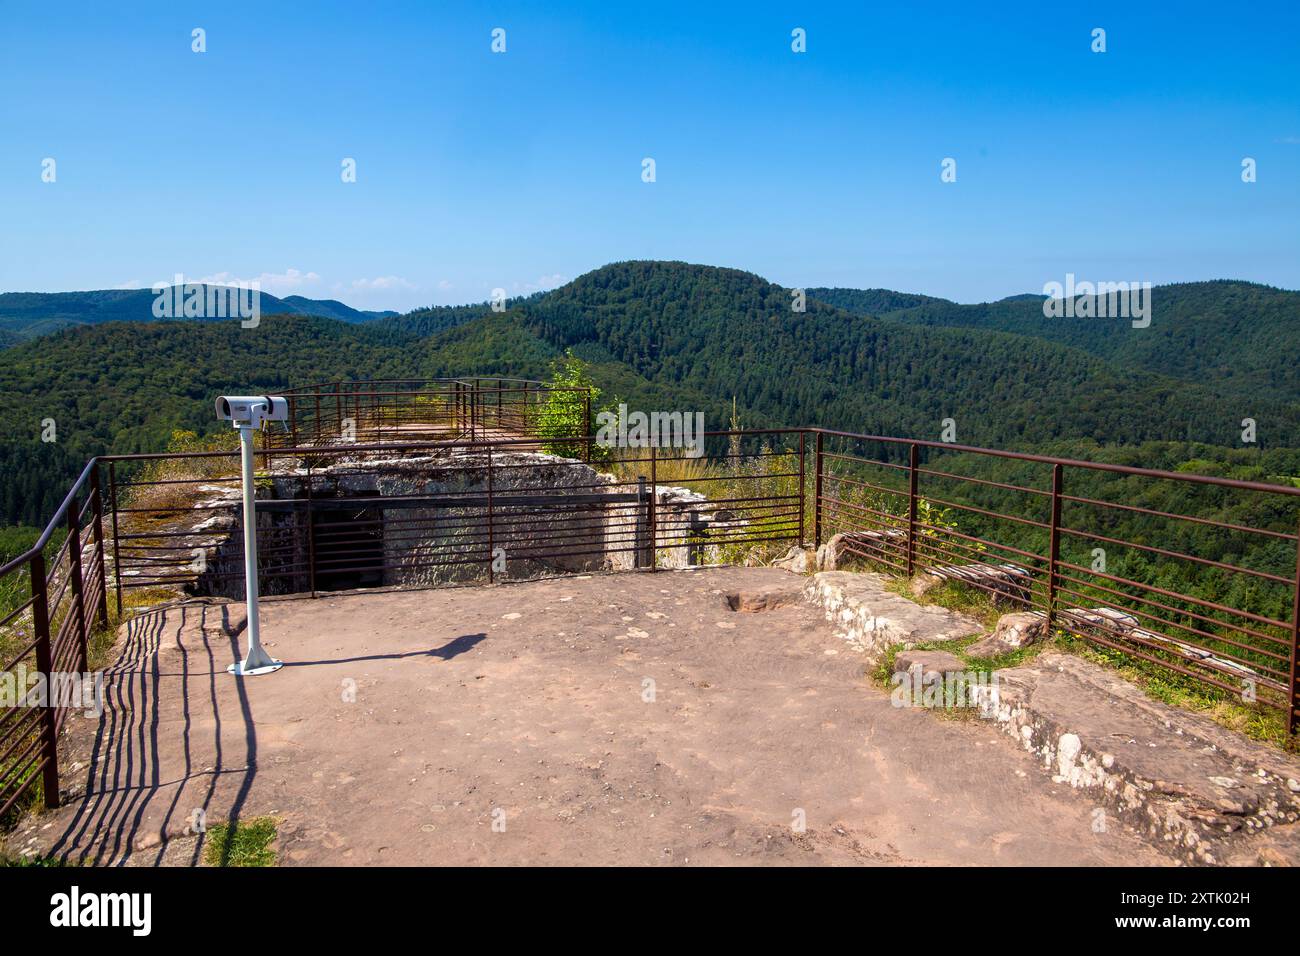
42 603 260 866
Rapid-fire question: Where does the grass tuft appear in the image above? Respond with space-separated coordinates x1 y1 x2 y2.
203 816 279 867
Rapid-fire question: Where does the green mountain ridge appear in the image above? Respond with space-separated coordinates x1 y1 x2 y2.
514 261 1300 448
1 260 1297 528
813 279 1300 403
0 286 397 342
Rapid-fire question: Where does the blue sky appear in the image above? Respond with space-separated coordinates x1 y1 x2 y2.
1 1 1297 311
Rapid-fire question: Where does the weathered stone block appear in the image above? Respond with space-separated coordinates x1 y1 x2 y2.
965 611 1047 657
725 583 804 612
771 545 815 574
923 562 1034 605
804 570 983 659
893 649 967 678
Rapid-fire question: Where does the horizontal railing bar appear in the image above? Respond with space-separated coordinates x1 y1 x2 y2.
810 427 1300 497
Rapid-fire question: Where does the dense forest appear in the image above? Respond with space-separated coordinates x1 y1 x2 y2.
1 261 1298 532
814 279 1300 405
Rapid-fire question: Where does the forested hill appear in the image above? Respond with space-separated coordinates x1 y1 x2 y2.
514 262 1300 448
0 287 396 342
2 260 1298 527
814 279 1300 403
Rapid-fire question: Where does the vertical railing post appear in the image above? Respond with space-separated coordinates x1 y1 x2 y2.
634 477 648 569
1287 516 1300 736
65 498 89 672
305 463 317 598
906 443 919 576
583 392 591 462
1046 463 1064 630
88 464 110 631
487 445 495 584
334 383 343 438
813 431 824 548
798 430 806 545
108 460 123 619
29 553 60 809
649 445 657 572
314 392 322 445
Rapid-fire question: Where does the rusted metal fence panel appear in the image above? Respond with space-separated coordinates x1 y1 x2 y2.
810 428 1300 730
266 379 591 451
0 458 108 817
101 430 804 602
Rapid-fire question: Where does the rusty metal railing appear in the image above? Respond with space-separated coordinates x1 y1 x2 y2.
0 458 110 818
267 379 593 452
810 428 1300 732
103 431 803 601
6 418 1300 821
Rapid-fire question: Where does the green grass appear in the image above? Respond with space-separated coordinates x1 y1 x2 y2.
885 575 1004 629
203 816 279 867
0 848 73 867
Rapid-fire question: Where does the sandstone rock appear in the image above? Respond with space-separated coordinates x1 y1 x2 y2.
979 651 1300 864
725 584 802 612
909 573 942 598
772 546 815 574
965 611 1048 658
923 562 1033 605
805 571 983 659
815 532 854 571
1059 606 1260 682
893 649 967 678
1056 733 1083 777
815 529 904 572
1258 847 1292 867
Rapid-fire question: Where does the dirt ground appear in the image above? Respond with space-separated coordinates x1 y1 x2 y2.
14 567 1168 866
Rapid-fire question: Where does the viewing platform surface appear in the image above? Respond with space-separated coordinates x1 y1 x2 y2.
17 567 1168 866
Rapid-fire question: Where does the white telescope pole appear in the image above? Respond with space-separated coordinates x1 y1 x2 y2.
228 421 282 676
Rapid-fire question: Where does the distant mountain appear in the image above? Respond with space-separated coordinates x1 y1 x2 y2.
0 286 394 342
515 262 1300 449
279 296 397 323
822 279 1300 404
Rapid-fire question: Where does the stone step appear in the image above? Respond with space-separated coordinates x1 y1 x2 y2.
724 582 805 612
804 570 984 658
974 652 1300 864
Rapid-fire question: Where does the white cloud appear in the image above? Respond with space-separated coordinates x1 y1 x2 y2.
350 275 417 292
196 268 321 294
514 273 568 293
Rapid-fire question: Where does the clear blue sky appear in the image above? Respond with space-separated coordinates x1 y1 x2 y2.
2 1 1296 311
